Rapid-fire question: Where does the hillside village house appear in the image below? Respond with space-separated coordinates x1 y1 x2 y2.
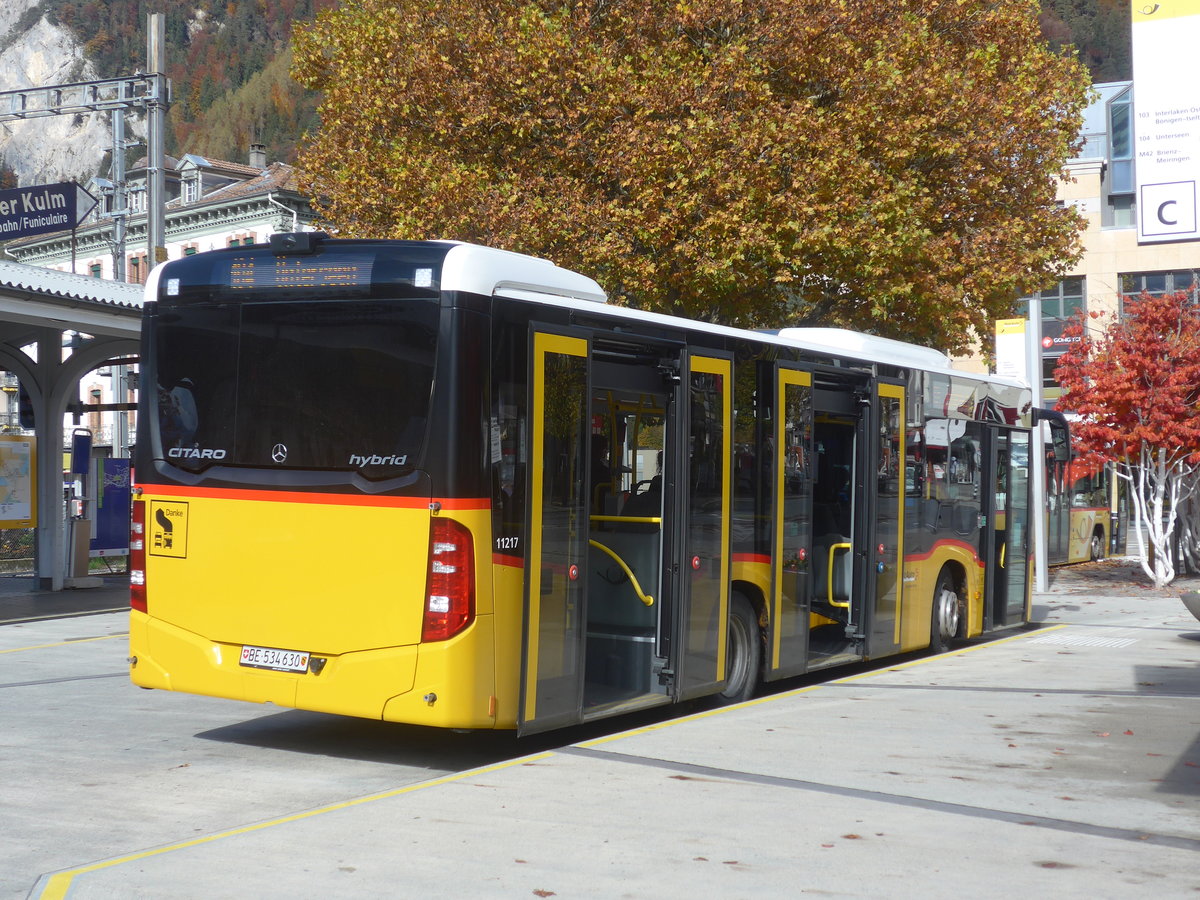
3 145 317 281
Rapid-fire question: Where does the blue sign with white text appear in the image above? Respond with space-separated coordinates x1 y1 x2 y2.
0 182 97 241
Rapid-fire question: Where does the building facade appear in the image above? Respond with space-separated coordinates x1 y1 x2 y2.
1019 81 1200 404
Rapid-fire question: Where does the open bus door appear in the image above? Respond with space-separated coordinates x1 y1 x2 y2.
520 331 590 734
521 329 722 734
865 380 907 658
983 427 1033 628
672 353 734 700
772 373 905 671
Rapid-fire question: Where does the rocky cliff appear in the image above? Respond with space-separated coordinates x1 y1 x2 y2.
0 1 113 188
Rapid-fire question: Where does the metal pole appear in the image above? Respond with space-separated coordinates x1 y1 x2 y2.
146 13 167 269
111 107 126 282
1027 295 1049 592
114 365 129 458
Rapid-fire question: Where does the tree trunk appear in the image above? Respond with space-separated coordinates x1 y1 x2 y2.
1124 448 1177 588
1173 469 1200 575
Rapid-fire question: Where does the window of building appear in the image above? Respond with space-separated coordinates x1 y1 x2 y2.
1019 277 1085 393
183 245 198 256
1120 270 1200 307
89 263 102 279
1018 276 1085 321
127 254 150 285
1103 86 1135 228
182 175 199 204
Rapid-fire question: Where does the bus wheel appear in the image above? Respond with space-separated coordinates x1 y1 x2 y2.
718 593 761 704
930 569 960 654
1090 530 1105 561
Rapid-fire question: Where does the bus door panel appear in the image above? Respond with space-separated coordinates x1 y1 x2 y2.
1046 445 1068 564
582 355 677 716
770 366 814 679
984 427 1031 628
865 381 906 657
673 354 734 700
519 330 590 735
807 378 867 667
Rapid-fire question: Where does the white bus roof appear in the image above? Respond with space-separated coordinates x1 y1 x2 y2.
776 328 952 371
472 281 1024 387
439 242 607 304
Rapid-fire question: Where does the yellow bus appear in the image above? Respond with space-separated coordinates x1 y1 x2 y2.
130 234 1051 734
1043 451 1124 565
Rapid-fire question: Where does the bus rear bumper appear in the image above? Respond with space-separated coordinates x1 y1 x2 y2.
383 616 506 729
129 612 506 728
129 610 418 720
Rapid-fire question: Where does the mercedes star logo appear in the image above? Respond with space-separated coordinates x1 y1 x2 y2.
271 443 288 464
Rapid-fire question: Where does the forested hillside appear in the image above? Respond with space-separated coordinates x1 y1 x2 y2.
1040 0 1131 84
13 0 335 164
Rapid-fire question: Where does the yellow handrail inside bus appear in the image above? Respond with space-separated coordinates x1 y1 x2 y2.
827 542 852 609
588 539 655 607
1000 542 1006 568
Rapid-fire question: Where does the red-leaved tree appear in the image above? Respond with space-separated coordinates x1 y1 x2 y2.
1055 290 1200 586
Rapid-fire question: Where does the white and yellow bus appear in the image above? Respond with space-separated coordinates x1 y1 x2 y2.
130 234 1054 735
1043 452 1123 565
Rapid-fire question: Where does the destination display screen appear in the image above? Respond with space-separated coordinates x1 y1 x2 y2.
157 240 450 303
228 251 375 290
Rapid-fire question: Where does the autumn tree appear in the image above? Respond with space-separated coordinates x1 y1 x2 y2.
292 0 1089 353
1055 291 1200 587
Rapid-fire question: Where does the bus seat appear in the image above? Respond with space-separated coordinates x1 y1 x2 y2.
953 502 979 536
617 477 661 533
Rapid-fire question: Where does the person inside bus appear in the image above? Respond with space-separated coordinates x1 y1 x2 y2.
158 377 198 449
620 451 662 532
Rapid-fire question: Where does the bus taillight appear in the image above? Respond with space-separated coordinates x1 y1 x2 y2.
130 499 147 613
422 517 475 642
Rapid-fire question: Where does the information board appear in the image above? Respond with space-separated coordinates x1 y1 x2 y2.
0 435 36 529
1132 1 1200 243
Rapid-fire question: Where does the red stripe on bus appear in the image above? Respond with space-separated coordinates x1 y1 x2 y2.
733 553 771 565
138 483 490 510
493 554 523 568
904 538 985 567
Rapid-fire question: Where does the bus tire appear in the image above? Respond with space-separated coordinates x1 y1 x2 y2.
718 592 761 704
930 568 961 654
1089 529 1105 561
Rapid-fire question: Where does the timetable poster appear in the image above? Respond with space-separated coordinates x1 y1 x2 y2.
1132 1 1200 243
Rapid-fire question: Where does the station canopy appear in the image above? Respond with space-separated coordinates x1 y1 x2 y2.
0 258 141 589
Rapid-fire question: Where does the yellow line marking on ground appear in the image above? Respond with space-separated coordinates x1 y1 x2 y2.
0 634 123 654
35 751 556 899
578 625 1068 748
33 625 1070 893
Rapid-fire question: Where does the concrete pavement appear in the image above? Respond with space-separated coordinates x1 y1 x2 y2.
0 574 128 623
15 560 1200 898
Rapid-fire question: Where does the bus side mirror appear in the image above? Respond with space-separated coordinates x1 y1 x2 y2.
1032 408 1070 462
1049 422 1070 462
